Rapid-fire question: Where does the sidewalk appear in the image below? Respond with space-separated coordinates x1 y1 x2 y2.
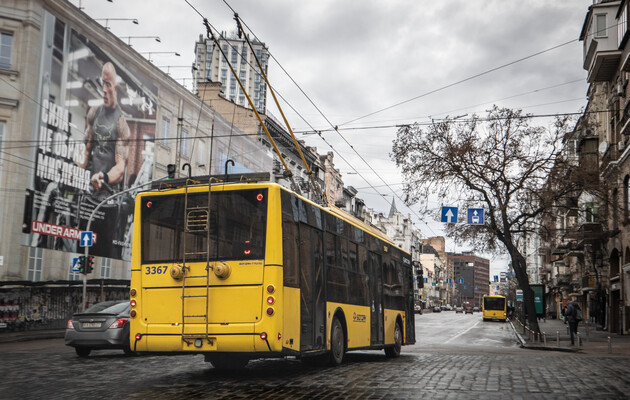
511 317 630 356
0 329 65 344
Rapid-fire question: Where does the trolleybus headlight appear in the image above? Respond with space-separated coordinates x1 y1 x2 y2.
130 289 136 297
260 332 267 340
266 307 274 316
267 296 275 305
130 299 137 307
266 285 275 293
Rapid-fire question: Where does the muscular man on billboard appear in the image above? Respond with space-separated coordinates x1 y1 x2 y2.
78 61 130 200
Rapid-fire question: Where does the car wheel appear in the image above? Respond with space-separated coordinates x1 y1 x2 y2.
385 321 402 358
329 317 345 366
75 347 91 357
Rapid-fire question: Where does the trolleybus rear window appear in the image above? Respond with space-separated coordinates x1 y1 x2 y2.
140 189 267 263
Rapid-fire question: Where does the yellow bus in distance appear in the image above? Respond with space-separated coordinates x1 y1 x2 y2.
129 175 415 368
482 295 507 322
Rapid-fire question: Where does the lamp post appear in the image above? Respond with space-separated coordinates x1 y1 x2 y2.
140 51 181 63
93 18 138 29
120 36 160 46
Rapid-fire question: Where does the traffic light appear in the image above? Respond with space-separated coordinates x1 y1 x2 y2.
86 256 94 274
78 255 94 274
78 256 87 274
417 267 424 289
167 164 176 179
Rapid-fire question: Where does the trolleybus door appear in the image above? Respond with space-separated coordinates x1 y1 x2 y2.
368 251 384 345
299 224 325 350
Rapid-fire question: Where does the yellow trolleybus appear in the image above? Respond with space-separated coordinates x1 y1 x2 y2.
482 295 507 322
129 174 415 368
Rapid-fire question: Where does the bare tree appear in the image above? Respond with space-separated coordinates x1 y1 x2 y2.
391 106 577 333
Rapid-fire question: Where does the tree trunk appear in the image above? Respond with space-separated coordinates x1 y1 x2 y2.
510 250 540 334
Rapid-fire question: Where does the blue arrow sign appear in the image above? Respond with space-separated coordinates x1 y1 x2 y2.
458 277 464 284
467 208 484 225
441 207 458 223
80 231 93 247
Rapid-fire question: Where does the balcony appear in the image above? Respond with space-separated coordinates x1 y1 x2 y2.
581 2 622 83
555 274 572 286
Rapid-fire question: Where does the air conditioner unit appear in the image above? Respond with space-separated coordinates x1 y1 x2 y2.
619 141 626 151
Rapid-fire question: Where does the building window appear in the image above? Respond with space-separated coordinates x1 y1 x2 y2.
585 202 599 223
0 32 13 69
180 129 190 158
100 258 111 279
27 247 43 282
596 14 607 38
197 140 206 166
619 4 628 47
231 46 238 64
160 117 170 146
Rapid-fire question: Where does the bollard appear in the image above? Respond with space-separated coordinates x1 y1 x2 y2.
608 336 612 354
543 332 547 346
577 332 581 347
557 330 560 346
585 321 589 342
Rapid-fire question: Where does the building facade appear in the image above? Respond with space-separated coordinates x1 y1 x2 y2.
193 33 268 114
0 0 270 328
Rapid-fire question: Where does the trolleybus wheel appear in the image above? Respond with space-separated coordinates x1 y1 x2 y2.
385 321 402 358
329 317 345 366
205 354 249 370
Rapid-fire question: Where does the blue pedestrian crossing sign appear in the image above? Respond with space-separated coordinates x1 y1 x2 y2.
72 257 80 272
467 208 484 225
441 207 458 223
80 231 93 247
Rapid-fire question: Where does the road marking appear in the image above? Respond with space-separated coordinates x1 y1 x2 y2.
444 320 481 344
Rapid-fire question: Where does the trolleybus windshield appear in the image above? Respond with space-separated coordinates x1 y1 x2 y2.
140 189 268 263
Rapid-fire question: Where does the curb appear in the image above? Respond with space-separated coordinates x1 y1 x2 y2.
508 320 578 353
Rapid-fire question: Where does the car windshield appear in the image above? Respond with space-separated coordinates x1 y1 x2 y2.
83 301 128 314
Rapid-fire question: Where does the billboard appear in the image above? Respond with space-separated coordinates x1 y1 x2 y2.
24 11 157 261
531 284 544 316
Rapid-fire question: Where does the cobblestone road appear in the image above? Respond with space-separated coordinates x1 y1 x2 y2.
2 338 630 399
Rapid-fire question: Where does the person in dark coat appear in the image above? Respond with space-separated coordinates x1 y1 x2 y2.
565 299 581 345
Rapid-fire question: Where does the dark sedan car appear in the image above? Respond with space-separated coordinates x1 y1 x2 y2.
465 306 474 314
65 300 132 357
432 306 441 313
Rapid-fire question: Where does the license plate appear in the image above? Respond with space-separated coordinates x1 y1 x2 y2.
83 322 102 328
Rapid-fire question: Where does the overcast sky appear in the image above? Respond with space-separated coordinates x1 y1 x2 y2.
77 0 594 274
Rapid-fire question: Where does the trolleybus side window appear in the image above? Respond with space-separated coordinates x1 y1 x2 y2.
281 190 299 287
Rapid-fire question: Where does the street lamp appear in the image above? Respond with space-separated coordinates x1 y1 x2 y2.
94 18 139 29
140 51 181 63
120 36 160 45
156 65 195 75
78 0 113 10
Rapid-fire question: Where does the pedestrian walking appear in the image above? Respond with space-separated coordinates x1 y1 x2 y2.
565 299 583 345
